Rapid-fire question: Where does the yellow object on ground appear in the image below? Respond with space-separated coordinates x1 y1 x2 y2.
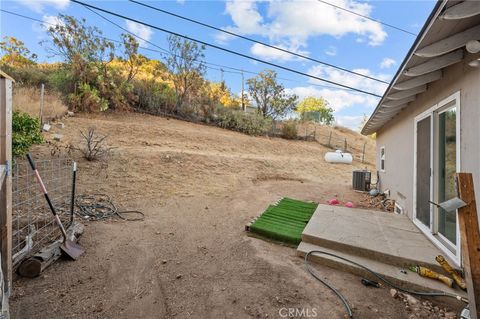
417 266 454 288
436 255 467 290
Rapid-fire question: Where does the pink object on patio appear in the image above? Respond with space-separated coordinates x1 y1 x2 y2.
328 198 340 205
345 202 354 208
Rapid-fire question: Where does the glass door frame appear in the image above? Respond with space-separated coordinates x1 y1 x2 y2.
413 91 461 266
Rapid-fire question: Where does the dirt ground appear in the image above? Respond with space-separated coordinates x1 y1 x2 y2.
10 113 446 319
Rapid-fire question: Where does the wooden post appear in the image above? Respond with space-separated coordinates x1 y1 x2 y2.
344 138 347 151
0 71 13 309
456 173 480 319
362 142 366 163
328 131 332 147
39 83 44 125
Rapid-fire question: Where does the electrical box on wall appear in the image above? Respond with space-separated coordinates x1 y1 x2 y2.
394 202 404 215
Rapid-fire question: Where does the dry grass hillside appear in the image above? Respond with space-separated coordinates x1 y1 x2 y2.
13 86 67 120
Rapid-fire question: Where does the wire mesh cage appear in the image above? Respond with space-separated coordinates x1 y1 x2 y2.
11 158 73 268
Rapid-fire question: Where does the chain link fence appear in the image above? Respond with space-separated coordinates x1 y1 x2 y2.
270 121 375 164
11 158 73 269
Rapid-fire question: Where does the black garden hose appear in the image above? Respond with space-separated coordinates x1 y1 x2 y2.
304 250 468 318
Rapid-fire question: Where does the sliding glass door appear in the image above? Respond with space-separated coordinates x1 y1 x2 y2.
436 105 457 246
415 115 431 228
414 92 460 262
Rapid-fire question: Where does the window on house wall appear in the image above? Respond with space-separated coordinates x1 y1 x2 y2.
380 146 385 171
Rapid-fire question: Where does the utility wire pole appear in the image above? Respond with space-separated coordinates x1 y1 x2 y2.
241 70 245 112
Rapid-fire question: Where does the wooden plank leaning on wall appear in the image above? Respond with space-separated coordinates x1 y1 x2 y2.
456 173 480 319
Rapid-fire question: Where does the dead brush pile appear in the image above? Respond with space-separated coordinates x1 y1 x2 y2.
360 193 395 212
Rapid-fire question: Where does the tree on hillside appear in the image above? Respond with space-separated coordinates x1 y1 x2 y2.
120 33 147 83
246 70 297 119
0 36 37 67
166 35 206 111
44 15 115 83
43 15 138 111
296 96 334 125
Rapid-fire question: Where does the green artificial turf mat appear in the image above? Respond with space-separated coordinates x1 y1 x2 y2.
249 197 318 245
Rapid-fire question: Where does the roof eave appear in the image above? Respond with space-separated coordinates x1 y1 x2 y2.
361 0 448 136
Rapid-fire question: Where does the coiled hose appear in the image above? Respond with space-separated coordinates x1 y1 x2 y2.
305 250 468 318
75 193 145 221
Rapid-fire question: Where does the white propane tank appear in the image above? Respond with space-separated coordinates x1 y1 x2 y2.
324 150 353 164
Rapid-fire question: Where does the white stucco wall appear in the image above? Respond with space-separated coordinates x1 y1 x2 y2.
375 56 480 221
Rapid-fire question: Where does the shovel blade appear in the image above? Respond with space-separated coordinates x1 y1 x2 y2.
61 240 84 260
439 197 467 212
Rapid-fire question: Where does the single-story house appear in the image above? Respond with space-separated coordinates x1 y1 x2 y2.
361 0 480 266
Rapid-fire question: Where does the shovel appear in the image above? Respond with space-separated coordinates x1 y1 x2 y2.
26 154 84 260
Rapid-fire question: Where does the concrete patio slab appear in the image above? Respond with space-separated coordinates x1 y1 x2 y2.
301 204 457 273
297 204 467 302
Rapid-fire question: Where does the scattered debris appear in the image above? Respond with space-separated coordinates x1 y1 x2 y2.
389 288 398 298
56 122 65 129
361 278 379 288
176 274 182 279
436 255 466 290
360 193 394 212
42 123 51 132
53 134 62 141
394 291 457 319
67 111 75 117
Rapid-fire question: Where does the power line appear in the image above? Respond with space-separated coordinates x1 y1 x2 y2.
0 8 355 94
317 0 417 36
129 0 389 85
69 0 382 98
78 5 352 92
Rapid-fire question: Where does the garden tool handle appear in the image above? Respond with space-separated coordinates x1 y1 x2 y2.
26 153 36 170
26 154 68 241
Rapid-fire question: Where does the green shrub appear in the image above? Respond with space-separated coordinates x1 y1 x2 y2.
132 80 177 114
216 107 272 136
281 121 298 139
68 83 108 112
12 111 43 157
48 67 75 94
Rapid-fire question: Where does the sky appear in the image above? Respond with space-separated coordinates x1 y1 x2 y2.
0 0 436 130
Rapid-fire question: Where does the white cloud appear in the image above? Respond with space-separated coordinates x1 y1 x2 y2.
307 64 390 96
249 42 309 62
33 14 65 38
286 85 379 113
125 21 153 46
324 46 337 56
380 57 396 69
177 0 186 4
335 115 365 130
219 0 387 55
42 14 65 29
16 0 69 13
